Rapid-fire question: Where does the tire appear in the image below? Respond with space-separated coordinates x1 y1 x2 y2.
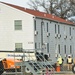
17 68 21 72
25 67 30 73
0 61 4 75
72 64 75 74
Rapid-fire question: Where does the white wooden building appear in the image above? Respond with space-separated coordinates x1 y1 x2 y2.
0 2 75 62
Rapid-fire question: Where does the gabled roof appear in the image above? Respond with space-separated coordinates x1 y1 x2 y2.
0 1 74 25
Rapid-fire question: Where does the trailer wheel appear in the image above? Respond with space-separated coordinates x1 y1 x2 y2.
17 68 21 72
25 67 30 73
72 64 75 74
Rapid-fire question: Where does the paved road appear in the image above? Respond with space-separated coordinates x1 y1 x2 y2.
53 71 75 75
2 71 75 75
2 72 22 75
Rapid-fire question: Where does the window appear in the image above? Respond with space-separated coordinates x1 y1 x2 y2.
35 43 37 49
58 44 60 54
41 21 44 25
64 26 66 35
55 44 58 53
41 22 44 45
70 45 72 54
58 25 60 34
34 20 36 30
14 20 22 30
64 45 66 54
47 23 48 32
55 24 56 33
15 43 23 52
47 43 49 53
39 43 41 49
70 27 71 35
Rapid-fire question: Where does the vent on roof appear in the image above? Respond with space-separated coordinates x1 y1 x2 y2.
66 19 68 21
44 14 46 16
24 8 26 10
52 16 54 18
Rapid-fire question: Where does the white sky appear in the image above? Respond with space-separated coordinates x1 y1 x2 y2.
0 0 30 8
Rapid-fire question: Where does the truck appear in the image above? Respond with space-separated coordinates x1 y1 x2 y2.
0 52 37 74
0 58 21 74
0 59 4 75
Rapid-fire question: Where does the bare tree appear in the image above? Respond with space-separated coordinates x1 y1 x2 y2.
28 0 75 20
28 0 58 13
70 0 75 15
54 0 71 19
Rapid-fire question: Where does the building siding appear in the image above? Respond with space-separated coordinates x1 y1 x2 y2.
0 2 75 63
0 3 34 51
34 17 75 62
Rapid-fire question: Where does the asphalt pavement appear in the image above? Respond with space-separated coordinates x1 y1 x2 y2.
2 71 75 75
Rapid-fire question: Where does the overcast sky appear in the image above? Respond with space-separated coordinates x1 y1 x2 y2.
0 0 30 8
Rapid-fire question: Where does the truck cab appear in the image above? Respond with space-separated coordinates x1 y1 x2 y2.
0 59 4 75
2 58 21 72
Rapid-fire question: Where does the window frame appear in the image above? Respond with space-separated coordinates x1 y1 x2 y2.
55 24 56 33
34 20 36 30
47 43 49 53
69 27 71 36
58 44 60 54
64 45 66 54
14 20 22 30
58 25 60 34
47 23 48 32
15 43 23 52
